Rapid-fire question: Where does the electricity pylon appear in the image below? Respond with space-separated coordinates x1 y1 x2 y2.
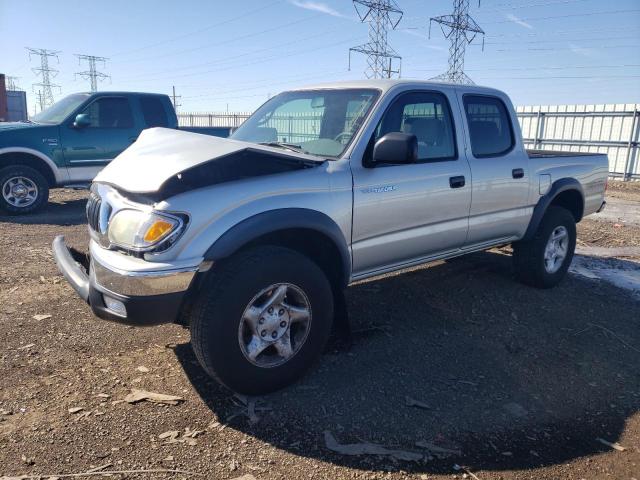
6 76 21 91
349 0 403 79
75 54 110 92
26 47 61 108
430 0 484 84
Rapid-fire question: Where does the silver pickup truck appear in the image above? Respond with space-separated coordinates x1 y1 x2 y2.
53 80 608 394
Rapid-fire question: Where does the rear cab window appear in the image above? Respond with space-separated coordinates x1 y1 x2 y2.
140 96 169 127
463 95 514 157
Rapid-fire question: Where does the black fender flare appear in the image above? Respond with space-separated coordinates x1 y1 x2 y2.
203 208 351 287
522 178 584 241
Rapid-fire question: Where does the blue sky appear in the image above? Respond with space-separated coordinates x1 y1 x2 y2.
1 0 639 113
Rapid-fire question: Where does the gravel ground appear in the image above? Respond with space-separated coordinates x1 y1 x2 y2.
1 184 639 480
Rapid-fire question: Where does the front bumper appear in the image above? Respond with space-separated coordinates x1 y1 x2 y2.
52 235 197 325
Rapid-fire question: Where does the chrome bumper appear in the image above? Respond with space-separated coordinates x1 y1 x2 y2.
91 256 197 297
53 235 199 326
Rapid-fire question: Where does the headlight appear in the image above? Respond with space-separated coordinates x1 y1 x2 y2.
108 209 184 251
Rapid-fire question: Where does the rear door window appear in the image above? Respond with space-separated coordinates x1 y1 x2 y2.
463 95 514 157
140 96 169 127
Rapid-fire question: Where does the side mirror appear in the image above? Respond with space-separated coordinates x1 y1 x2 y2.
371 132 418 166
73 113 91 128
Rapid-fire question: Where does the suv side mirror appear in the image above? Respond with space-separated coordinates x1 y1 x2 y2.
73 113 91 128
371 132 418 166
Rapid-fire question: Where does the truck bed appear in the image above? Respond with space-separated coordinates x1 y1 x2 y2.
527 149 603 158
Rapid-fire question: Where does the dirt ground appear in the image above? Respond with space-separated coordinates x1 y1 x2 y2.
1 182 639 480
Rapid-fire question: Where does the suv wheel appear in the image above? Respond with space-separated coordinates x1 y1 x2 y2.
513 206 577 288
191 246 334 394
0 165 49 215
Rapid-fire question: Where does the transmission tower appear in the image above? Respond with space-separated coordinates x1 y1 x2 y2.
75 54 110 92
6 76 21 91
26 47 61 107
349 0 403 79
430 0 484 84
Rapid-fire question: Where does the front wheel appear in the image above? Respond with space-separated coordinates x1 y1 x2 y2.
191 246 334 394
0 165 50 215
513 206 577 289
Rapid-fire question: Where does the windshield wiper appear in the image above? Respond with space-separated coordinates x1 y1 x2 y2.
259 141 306 154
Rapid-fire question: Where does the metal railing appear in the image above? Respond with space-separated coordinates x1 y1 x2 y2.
516 104 639 180
178 104 640 180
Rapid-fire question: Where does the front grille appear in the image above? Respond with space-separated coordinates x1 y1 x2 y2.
86 192 102 232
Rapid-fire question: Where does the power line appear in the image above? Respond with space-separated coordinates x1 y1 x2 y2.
109 0 284 57
429 0 485 84
118 36 360 83
117 23 348 82
75 54 110 92
407 7 640 25
112 14 318 65
483 35 638 46
349 0 404 79
479 8 640 24
408 63 640 72
26 47 61 109
485 0 593 10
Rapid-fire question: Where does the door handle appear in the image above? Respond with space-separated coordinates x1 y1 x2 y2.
512 168 525 179
449 176 466 189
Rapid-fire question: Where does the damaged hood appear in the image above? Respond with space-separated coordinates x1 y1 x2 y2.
94 127 324 194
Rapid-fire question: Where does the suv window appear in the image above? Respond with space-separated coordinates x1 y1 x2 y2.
140 96 169 127
374 91 456 162
463 95 514 157
80 97 134 129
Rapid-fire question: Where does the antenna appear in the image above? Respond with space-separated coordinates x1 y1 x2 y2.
26 47 62 107
430 0 485 84
75 54 110 92
349 0 403 79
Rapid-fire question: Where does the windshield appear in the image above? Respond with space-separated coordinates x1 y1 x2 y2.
32 94 90 124
231 88 380 158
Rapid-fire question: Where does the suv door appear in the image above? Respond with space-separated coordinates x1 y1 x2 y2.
61 96 137 182
351 89 472 277
458 93 530 246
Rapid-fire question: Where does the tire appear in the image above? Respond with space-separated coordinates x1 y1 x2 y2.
513 206 576 289
0 165 49 215
191 245 334 394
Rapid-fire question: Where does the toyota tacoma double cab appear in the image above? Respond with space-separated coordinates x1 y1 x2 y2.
53 80 608 394
0 91 229 214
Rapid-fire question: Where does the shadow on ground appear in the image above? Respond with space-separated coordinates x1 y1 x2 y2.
0 193 87 226
176 251 640 474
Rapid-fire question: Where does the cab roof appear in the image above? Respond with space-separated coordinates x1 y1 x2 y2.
290 78 507 97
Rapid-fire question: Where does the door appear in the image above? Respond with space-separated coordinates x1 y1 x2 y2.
61 96 137 182
458 94 530 247
351 90 472 276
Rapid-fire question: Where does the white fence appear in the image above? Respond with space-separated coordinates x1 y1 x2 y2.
179 103 640 179
517 104 639 180
178 112 251 128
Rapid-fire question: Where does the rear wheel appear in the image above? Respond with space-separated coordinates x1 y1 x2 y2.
513 206 576 288
0 165 49 215
191 246 334 394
